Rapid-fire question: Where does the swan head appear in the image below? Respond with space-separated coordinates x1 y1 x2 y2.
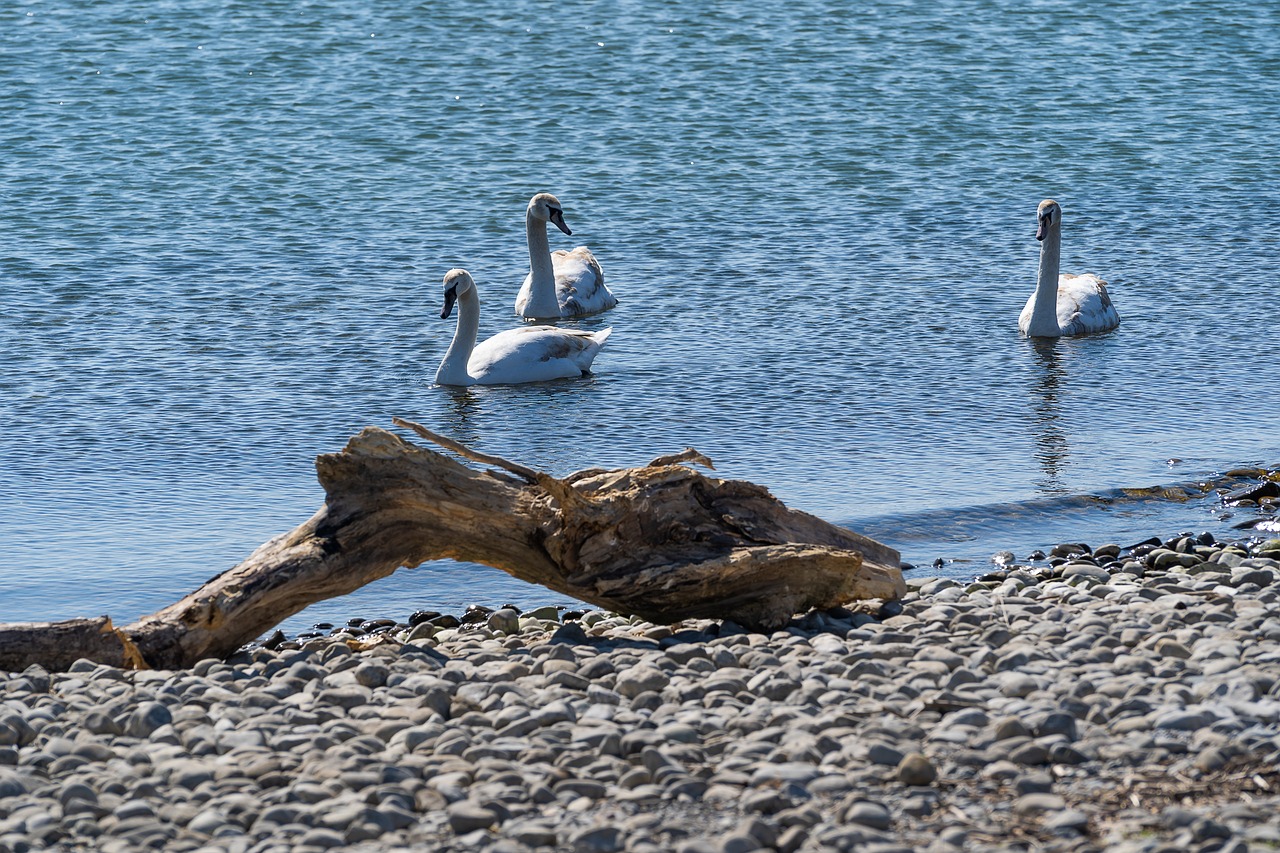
528 192 572 236
440 268 475 319
1036 199 1061 242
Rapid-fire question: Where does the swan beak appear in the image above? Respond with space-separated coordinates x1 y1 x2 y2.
441 287 457 319
1035 215 1049 242
549 208 572 236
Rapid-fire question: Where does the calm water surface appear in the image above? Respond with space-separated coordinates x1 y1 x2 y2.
2 0 1277 634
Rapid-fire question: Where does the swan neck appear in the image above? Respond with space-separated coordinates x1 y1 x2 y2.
1029 224 1062 333
436 288 480 385
525 211 560 316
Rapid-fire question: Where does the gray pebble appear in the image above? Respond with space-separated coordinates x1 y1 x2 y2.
1043 809 1090 834
571 825 625 852
1013 792 1067 815
843 799 892 830
715 833 760 853
486 608 521 635
123 702 172 738
896 753 937 785
447 802 498 834
615 665 670 698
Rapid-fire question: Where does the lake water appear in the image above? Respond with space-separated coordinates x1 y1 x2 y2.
2 0 1278 636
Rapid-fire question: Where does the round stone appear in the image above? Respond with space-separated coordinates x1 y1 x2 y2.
486 608 521 635
124 702 173 738
896 753 937 786
844 799 892 830
1014 792 1067 815
447 802 497 834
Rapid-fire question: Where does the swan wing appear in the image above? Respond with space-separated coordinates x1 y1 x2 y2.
513 272 537 317
468 326 611 385
552 247 617 316
1057 274 1120 335
1017 292 1038 335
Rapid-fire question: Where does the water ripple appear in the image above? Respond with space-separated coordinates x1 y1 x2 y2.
1 0 1278 627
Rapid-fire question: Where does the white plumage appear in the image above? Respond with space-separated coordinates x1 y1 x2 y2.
1019 199 1120 337
435 269 611 387
514 193 617 319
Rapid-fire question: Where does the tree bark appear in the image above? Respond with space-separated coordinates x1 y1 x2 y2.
0 420 903 671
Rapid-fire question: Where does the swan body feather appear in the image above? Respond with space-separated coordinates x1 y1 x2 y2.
1019 273 1118 337
466 325 612 385
515 193 617 319
1019 199 1120 337
436 269 611 387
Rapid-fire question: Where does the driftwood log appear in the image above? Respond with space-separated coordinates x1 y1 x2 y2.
0 419 903 671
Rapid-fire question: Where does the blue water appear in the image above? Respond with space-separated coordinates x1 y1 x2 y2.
2 0 1278 635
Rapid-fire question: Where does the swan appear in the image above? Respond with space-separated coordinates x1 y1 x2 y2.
514 192 617 319
436 269 612 386
1018 199 1120 337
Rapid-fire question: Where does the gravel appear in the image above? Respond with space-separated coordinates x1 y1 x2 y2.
2 531 1280 851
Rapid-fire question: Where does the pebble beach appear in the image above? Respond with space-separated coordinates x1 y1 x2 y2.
4 532 1280 853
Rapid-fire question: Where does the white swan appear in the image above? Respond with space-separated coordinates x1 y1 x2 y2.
1019 199 1120 337
514 193 617 319
436 269 612 386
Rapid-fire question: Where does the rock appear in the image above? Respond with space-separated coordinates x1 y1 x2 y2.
1232 567 1275 588
1036 713 1078 741
124 702 173 738
1014 792 1067 815
615 665 670 698
1225 483 1280 504
187 808 228 835
447 802 497 834
994 718 1031 740
508 820 558 847
1008 741 1052 766
0 771 30 799
776 826 809 853
714 833 760 853
406 622 437 642
897 753 937 786
296 828 346 848
408 609 442 626
1044 809 1090 834
843 799 892 830
1154 638 1192 659
865 742 905 766
999 674 1039 698
1151 709 1216 731
1062 563 1109 583
486 608 521 634
353 662 389 688
571 825 625 852
1193 746 1231 773
1013 772 1054 795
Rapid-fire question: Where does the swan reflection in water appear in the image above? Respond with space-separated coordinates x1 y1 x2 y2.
436 384 483 444
1028 337 1070 495
432 371 617 473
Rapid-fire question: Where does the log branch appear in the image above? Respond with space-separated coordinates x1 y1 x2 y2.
0 421 903 671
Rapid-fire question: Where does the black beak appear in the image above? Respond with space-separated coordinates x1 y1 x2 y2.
441 287 457 319
549 208 572 236
1036 214 1049 242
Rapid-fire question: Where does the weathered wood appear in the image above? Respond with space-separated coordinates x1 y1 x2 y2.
0 617 138 672
1 420 903 671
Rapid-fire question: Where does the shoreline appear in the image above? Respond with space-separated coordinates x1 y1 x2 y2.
1 531 1279 852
